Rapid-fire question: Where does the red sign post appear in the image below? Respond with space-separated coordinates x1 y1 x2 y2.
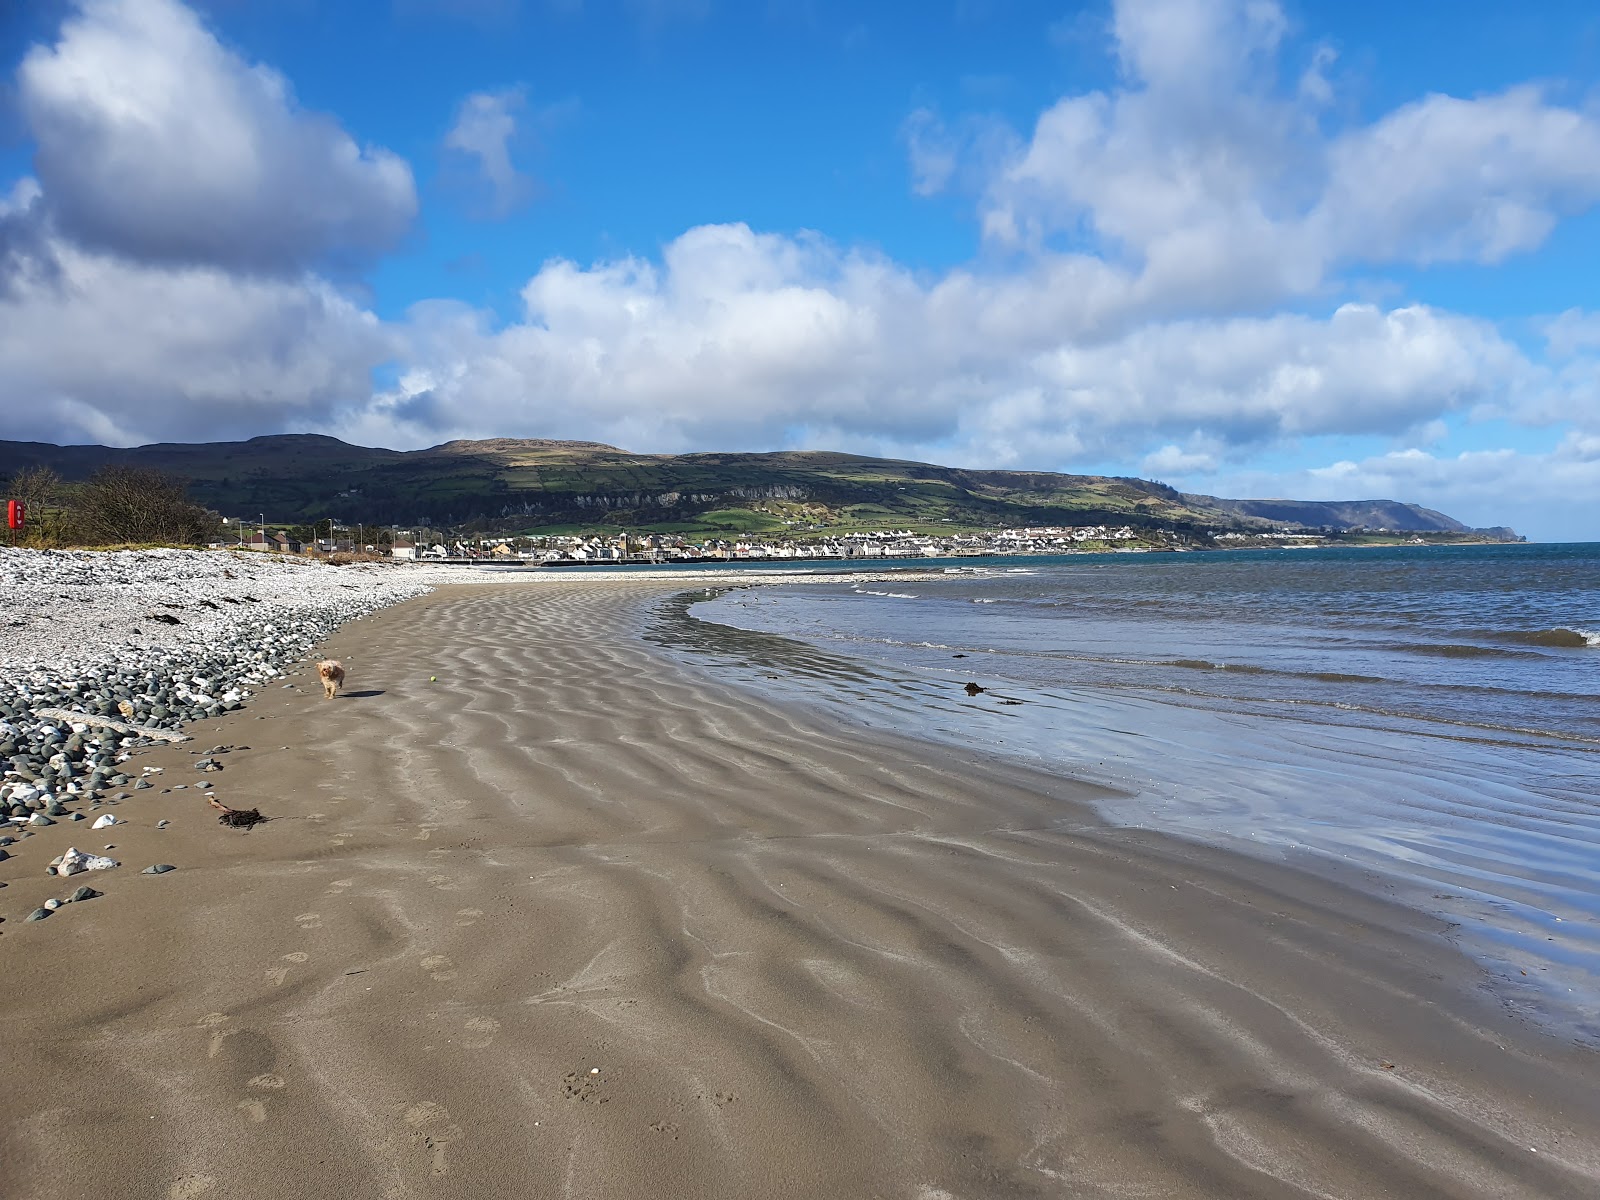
6 500 22 529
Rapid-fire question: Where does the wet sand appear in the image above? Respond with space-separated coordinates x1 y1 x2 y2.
3 581 1598 1199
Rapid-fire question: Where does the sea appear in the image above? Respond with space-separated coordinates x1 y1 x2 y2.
655 543 1600 1040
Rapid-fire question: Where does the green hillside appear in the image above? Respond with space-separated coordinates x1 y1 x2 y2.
0 434 1491 539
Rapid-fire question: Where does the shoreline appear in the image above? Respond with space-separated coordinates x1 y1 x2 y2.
3 580 1597 1198
675 575 1600 1044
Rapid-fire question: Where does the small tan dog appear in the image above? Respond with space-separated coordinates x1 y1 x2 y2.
317 659 346 699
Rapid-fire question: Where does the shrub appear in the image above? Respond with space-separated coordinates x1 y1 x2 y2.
67 466 220 546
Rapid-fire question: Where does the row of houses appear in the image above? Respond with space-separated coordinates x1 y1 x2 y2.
225 531 372 555
225 522 1155 564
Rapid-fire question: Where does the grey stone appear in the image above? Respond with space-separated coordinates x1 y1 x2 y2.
143 863 176 874
68 885 99 902
26 907 50 922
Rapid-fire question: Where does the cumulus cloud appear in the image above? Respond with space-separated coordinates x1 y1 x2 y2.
334 222 1553 474
445 87 535 217
18 0 416 274
0 225 392 445
979 0 1600 311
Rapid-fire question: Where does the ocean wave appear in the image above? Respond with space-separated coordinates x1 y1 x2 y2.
1166 659 1267 674
1490 627 1600 649
1387 641 1543 660
859 589 917 599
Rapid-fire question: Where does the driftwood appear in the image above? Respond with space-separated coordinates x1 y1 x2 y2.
31 708 191 743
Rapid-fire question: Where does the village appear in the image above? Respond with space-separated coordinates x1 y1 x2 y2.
220 522 1194 563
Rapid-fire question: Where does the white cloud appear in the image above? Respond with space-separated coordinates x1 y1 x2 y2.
979 0 1600 312
1315 88 1600 266
1544 309 1600 359
19 0 416 274
445 87 534 217
331 223 1555 476
1142 442 1222 477
0 225 391 446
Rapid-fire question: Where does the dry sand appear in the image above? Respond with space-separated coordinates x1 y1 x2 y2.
3 581 1598 1200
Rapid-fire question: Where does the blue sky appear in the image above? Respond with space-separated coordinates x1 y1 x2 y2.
2 0 1599 539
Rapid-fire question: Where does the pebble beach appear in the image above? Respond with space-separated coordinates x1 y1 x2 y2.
0 549 466 911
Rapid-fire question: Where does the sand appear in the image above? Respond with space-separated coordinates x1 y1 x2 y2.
3 581 1597 1200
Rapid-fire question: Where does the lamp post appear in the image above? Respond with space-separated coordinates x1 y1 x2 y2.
259 513 265 551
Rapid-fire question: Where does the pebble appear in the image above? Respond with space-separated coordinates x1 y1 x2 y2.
43 897 62 911
143 864 177 874
26 907 50 921
68 885 99 901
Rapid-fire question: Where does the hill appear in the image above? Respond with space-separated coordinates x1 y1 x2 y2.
0 434 1509 540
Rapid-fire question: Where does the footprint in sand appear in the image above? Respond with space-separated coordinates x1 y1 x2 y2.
414 825 435 841
235 1074 286 1122
198 1012 234 1059
454 908 482 927
420 955 457 982
427 874 458 892
403 1101 463 1178
296 913 323 930
326 878 355 896
462 1016 499 1049
168 1175 216 1199
264 951 311 986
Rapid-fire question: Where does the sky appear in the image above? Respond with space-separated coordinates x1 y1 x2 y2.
2 0 1599 540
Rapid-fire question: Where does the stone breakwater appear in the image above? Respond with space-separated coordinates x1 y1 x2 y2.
0 548 472 842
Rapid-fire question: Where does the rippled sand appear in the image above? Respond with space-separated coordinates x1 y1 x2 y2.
3 582 1597 1199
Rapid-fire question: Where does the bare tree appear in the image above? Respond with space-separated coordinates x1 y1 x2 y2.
4 465 65 546
69 466 219 546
